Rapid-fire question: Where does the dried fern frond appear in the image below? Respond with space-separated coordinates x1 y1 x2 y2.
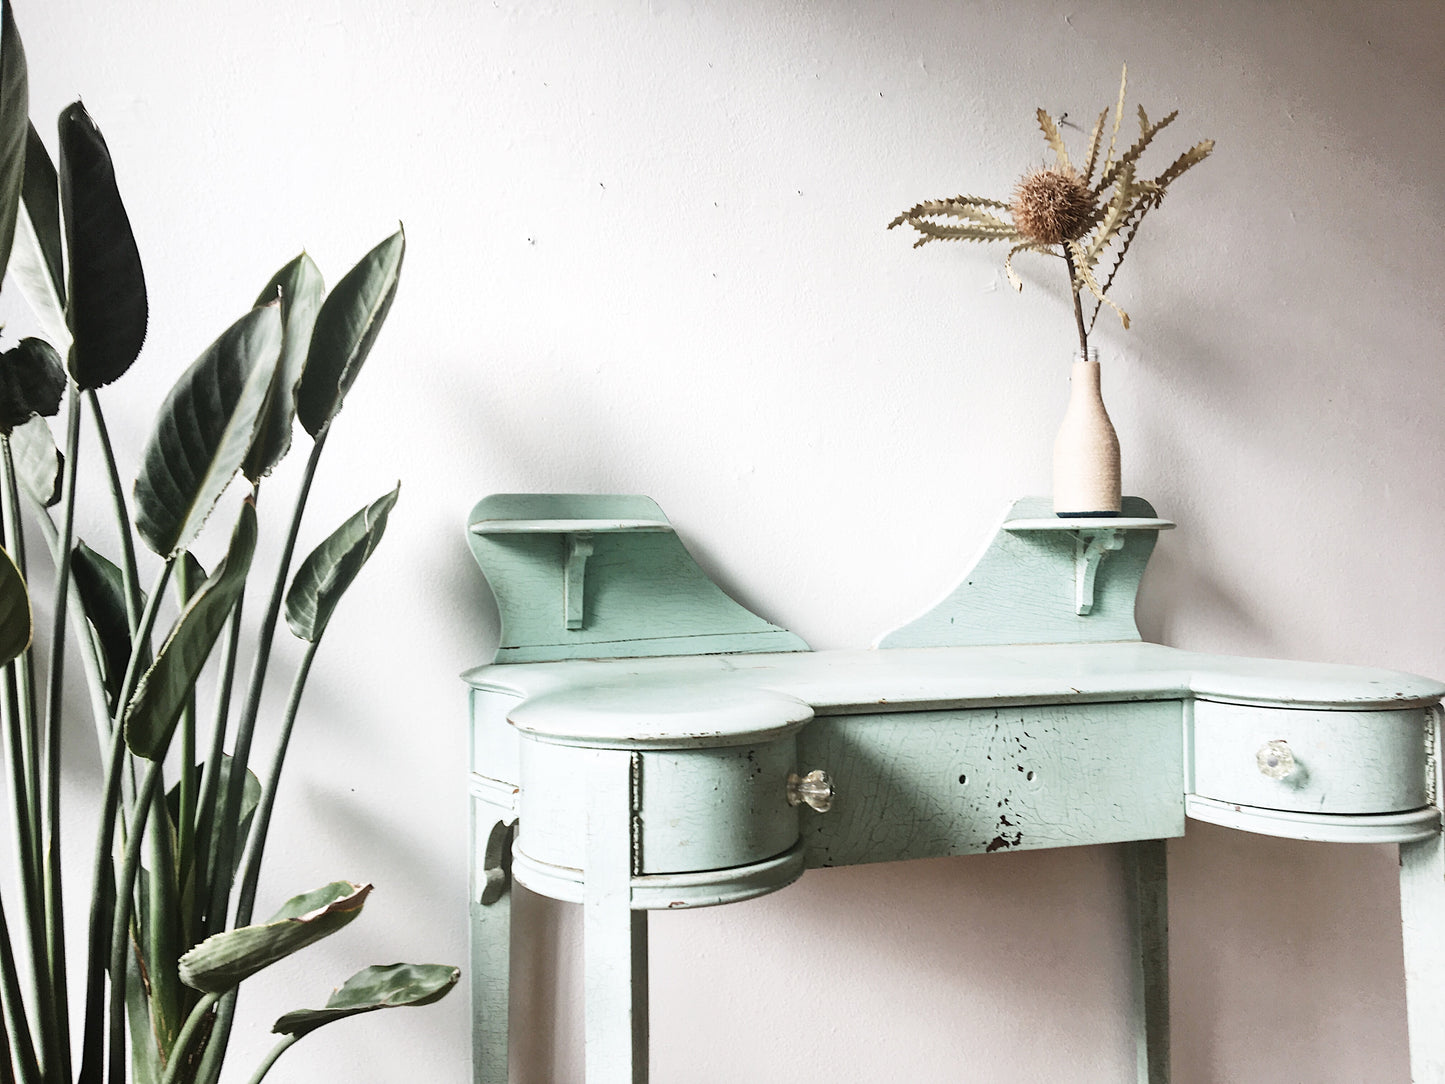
1081 109 1109 185
1097 108 1177 190
1068 239 1130 328
1036 109 1071 169
901 218 1019 248
1151 139 1215 189
1004 241 1057 291
1087 194 1157 331
1100 64 1129 180
1082 161 1137 266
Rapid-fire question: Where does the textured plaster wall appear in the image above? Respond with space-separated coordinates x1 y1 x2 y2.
3 1 1443 1081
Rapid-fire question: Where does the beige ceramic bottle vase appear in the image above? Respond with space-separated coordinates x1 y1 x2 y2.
1052 348 1121 517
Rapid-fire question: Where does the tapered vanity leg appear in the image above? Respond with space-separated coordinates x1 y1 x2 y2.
472 793 517 1084
1401 832 1445 1082
584 749 648 1083
1124 839 1170 1084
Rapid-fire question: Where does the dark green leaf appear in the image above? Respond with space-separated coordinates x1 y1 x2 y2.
59 100 147 388
295 229 403 436
272 963 460 1038
0 336 64 432
71 540 133 703
8 413 61 507
0 0 29 283
178 881 371 995
244 252 324 482
9 122 67 345
167 755 259 886
0 543 29 665
285 483 398 642
133 303 281 557
124 502 256 759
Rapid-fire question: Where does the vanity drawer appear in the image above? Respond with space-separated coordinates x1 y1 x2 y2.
515 734 800 876
1190 699 1430 814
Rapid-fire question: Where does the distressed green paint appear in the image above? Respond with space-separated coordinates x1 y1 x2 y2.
465 494 807 663
879 496 1161 648
463 494 1445 1084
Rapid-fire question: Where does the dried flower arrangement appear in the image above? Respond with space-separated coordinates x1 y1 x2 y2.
889 67 1214 358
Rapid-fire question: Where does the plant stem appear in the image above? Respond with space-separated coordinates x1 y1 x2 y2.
208 435 324 933
0 892 40 1084
108 756 170 1084
174 561 199 925
234 641 319 925
191 595 244 939
86 390 143 634
157 990 220 1084
77 560 175 1084
243 1035 298 1084
41 388 83 1084
0 438 43 864
198 434 325 1084
1061 243 1089 357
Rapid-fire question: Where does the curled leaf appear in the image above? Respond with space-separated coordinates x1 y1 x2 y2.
8 414 61 507
284 483 399 642
178 881 372 994
0 0 29 283
244 252 324 482
271 963 460 1038
0 336 64 432
0 544 30 666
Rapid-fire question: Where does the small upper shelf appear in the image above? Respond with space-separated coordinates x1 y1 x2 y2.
470 519 673 535
1003 517 1176 532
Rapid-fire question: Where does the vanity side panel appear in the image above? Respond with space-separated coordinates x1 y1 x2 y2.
798 701 1185 869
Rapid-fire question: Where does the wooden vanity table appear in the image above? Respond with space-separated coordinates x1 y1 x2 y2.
463 494 1445 1083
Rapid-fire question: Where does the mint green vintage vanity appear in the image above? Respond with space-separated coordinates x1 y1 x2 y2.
463 494 1445 1083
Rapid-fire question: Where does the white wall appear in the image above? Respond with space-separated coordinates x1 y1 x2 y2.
4 1 1444 1081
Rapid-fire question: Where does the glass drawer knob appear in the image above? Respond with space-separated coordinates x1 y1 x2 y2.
787 769 834 812
1256 740 1296 780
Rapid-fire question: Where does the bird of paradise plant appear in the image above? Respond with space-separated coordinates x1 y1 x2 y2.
0 3 456 1082
889 66 1214 357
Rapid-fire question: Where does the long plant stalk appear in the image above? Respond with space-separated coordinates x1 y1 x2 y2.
0 438 42 859
174 562 199 928
191 587 245 940
1061 244 1089 357
86 391 143 634
159 991 220 1084
234 641 319 925
109 757 171 1084
243 1035 298 1084
77 560 175 1084
0 894 40 1084
0 665 47 1073
198 434 326 1084
39 388 84 1084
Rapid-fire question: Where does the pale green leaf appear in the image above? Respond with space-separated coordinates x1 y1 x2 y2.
284 484 399 642
271 963 460 1038
9 123 68 347
8 413 62 507
178 881 372 994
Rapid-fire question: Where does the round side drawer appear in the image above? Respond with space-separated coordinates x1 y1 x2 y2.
516 734 801 875
1191 699 1430 814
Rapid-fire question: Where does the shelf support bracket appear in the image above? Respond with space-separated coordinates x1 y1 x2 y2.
564 532 595 630
1075 528 1126 616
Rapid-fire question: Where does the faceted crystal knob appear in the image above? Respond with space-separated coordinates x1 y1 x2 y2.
787 769 834 812
1256 740 1296 780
